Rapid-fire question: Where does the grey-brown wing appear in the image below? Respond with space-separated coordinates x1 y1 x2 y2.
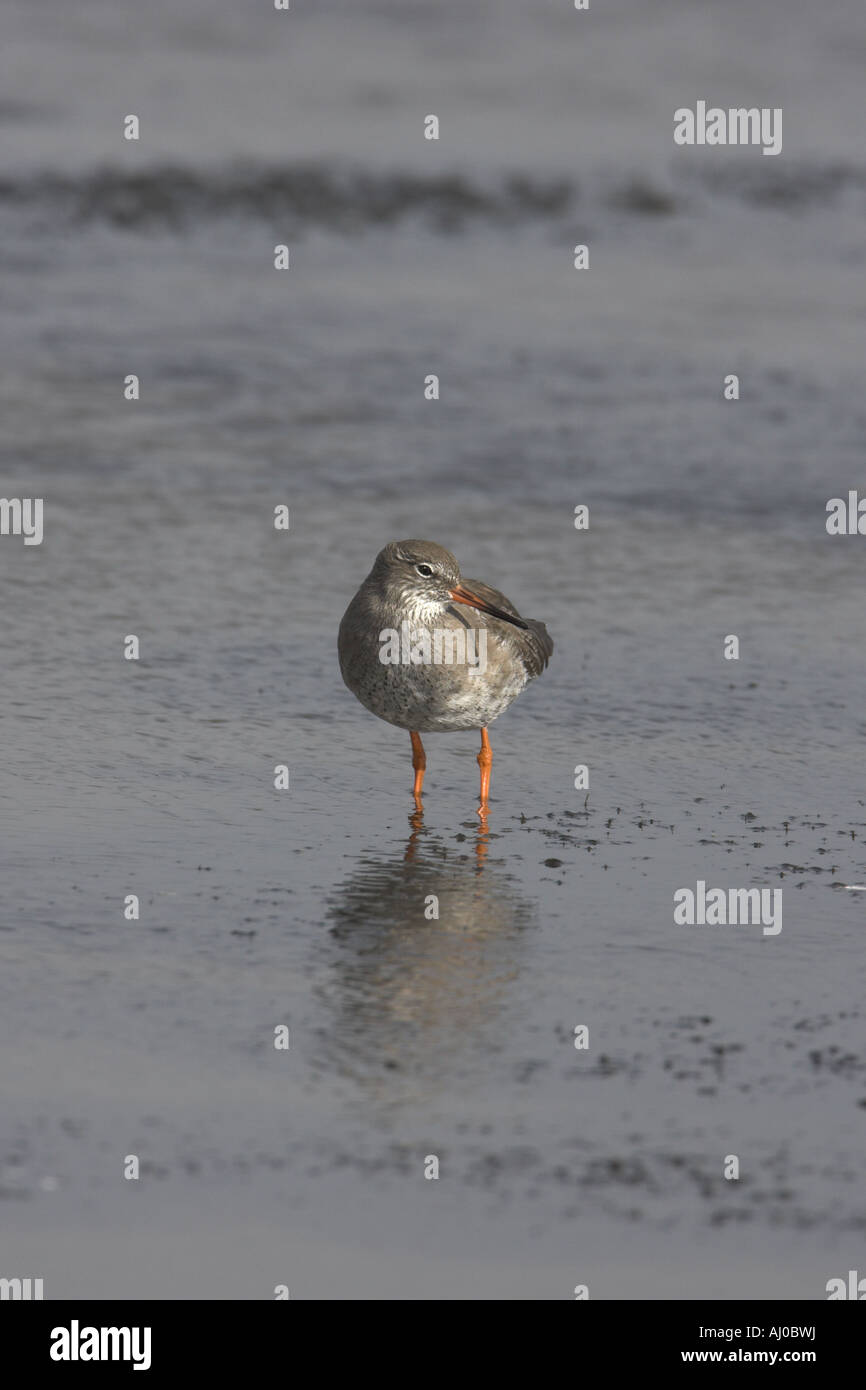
462 577 554 679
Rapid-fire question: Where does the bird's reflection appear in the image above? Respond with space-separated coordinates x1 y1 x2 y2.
317 811 536 1105
403 805 489 866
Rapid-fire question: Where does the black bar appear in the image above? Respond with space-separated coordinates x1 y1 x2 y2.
2 1300 859 1375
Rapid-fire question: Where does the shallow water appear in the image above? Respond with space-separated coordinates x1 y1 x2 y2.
1 0 865 1298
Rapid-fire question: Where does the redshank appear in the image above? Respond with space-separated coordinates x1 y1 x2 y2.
338 540 553 814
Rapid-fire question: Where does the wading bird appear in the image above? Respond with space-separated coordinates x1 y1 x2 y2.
338 540 553 814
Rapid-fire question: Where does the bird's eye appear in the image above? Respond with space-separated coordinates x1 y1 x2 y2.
415 563 434 578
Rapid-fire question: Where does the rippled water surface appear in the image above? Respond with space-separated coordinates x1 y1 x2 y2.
1 0 865 1297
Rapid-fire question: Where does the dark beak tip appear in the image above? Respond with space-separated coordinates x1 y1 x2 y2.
450 586 528 630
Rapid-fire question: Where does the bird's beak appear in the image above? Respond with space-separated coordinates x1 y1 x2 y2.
449 585 528 629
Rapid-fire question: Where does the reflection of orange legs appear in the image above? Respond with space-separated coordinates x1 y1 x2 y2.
477 727 492 817
410 730 426 806
404 804 424 861
474 819 490 866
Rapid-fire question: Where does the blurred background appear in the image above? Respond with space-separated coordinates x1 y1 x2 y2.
1 0 864 1297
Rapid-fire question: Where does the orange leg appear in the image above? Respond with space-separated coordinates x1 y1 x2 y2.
410 730 426 806
477 727 492 816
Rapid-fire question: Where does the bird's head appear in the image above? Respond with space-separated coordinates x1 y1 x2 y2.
372 540 527 628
